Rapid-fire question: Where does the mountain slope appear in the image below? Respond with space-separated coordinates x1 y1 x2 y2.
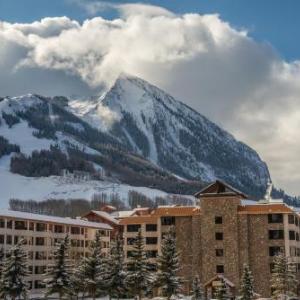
69 74 270 198
0 94 202 207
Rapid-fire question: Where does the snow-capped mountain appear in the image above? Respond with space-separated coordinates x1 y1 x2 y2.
69 74 270 197
0 93 201 208
1 73 285 208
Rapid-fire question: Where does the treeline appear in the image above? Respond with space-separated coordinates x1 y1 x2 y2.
9 191 194 217
0 135 20 158
10 145 95 177
1 112 20 128
9 194 124 218
272 187 300 207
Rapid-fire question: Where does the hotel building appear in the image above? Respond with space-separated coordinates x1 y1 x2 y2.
0 210 112 295
119 180 300 298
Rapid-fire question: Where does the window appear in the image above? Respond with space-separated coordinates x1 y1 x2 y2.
268 214 283 223
127 238 135 245
215 216 223 224
99 230 108 237
36 223 46 232
71 227 80 235
296 218 299 226
35 252 46 260
0 219 5 228
29 222 34 231
215 232 223 240
54 225 64 233
14 236 20 245
146 224 157 231
215 249 224 257
15 220 27 230
35 266 46 275
6 235 12 245
146 250 158 258
161 217 175 226
127 251 134 258
289 215 295 224
216 265 224 274
127 224 141 232
269 246 282 256
297 233 299 241
36 237 45 246
0 235 4 244
289 230 296 240
269 230 284 240
6 220 12 229
146 237 158 245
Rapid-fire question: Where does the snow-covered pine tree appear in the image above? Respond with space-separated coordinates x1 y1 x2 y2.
240 264 254 300
0 239 28 300
0 247 4 275
106 235 127 300
192 275 204 300
215 278 230 300
81 230 107 300
45 235 73 300
270 250 298 300
71 257 88 299
156 226 182 300
125 229 153 300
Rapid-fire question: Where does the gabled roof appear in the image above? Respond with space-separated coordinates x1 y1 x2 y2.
194 180 247 199
84 210 119 225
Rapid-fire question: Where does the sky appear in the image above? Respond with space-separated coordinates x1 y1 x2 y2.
0 0 299 195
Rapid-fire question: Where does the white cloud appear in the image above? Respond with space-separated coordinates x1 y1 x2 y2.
0 4 300 195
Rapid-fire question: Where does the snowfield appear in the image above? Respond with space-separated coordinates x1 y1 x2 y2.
0 153 177 209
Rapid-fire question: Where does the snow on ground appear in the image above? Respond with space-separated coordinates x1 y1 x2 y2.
0 153 173 209
0 121 53 155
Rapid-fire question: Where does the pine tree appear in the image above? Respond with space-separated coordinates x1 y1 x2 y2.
156 226 182 300
125 229 153 300
215 278 229 300
270 250 298 300
71 257 88 300
0 239 28 300
45 235 73 300
81 230 107 300
192 275 203 300
106 235 127 300
0 247 4 275
240 264 254 300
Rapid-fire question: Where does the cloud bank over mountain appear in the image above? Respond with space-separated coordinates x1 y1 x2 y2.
0 3 299 194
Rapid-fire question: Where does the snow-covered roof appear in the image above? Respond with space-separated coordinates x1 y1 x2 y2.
111 210 135 218
89 210 119 225
0 210 112 230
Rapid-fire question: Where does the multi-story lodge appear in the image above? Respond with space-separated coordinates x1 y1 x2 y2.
119 180 300 298
0 210 112 295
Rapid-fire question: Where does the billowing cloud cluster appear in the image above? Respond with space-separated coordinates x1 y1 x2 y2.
0 3 300 195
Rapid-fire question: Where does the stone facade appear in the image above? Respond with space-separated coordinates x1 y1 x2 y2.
119 181 300 298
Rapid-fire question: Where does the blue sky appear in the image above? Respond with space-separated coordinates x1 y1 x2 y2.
0 0 299 61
